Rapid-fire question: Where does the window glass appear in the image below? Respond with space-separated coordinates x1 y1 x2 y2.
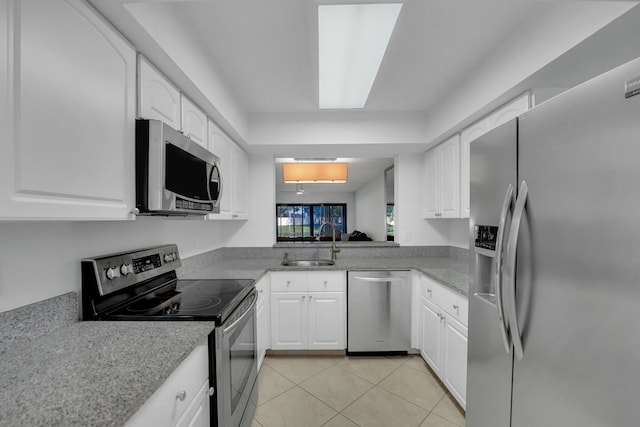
276 204 346 242
386 204 395 241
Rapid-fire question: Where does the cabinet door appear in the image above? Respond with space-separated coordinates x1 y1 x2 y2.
174 380 211 427
270 292 307 350
486 92 530 130
233 145 249 219
208 119 234 218
421 297 443 377
255 275 270 370
438 135 461 218
422 149 439 219
443 315 468 409
181 95 207 149
0 0 136 220
460 120 488 219
307 292 345 350
138 55 181 130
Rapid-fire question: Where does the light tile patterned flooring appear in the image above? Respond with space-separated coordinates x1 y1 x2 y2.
252 354 465 427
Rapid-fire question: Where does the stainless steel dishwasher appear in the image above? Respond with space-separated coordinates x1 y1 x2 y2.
347 270 411 354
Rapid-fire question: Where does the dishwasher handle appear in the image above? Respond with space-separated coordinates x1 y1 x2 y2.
351 276 406 282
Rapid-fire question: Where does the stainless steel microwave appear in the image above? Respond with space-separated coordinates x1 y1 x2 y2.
135 119 222 216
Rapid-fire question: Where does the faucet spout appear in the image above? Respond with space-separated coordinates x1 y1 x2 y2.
320 222 341 261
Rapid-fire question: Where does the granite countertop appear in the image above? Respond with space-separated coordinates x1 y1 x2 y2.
182 255 469 296
0 321 214 427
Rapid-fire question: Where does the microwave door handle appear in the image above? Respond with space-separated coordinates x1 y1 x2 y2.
208 162 222 202
494 184 514 354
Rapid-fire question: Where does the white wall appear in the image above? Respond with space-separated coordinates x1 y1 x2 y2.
354 174 386 241
0 219 229 313
277 191 356 237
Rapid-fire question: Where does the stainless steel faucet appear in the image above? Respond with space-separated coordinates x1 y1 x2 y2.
320 222 341 261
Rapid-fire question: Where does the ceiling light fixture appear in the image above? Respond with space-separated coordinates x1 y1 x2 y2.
318 3 403 109
283 163 348 184
293 157 338 163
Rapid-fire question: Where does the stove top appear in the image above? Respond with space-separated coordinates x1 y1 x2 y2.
105 279 255 324
81 245 255 325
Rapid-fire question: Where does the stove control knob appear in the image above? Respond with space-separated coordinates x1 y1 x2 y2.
120 264 133 276
105 267 119 280
164 253 177 263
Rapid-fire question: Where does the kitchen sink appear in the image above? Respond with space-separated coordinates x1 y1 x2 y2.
280 259 335 267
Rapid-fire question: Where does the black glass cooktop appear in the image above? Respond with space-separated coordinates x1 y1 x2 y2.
105 278 255 324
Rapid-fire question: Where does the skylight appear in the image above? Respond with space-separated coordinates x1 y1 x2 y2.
318 3 403 109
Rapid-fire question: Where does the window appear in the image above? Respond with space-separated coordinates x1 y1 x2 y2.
276 204 346 242
386 203 395 241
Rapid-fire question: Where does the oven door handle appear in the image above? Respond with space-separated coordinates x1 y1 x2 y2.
222 292 257 335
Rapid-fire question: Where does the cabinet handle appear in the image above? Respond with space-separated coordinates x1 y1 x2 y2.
309 295 313 300
324 280 328 285
176 390 187 401
286 280 291 285
453 304 459 310
301 295 306 300
427 289 432 295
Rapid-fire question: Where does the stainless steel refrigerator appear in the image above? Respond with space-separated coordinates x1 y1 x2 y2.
467 56 640 427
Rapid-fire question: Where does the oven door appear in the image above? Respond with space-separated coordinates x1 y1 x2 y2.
213 289 258 427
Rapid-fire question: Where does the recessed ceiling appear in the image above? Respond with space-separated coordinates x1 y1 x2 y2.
151 0 539 113
93 0 638 159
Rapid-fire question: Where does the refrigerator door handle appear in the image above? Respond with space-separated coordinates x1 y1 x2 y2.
494 184 514 354
505 180 528 361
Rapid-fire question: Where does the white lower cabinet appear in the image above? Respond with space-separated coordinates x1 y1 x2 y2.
125 345 210 427
419 273 468 409
421 297 444 377
270 271 346 350
255 275 270 370
174 379 211 427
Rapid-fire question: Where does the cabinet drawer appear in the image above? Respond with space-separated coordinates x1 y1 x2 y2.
270 271 308 292
439 286 468 326
308 271 345 292
125 345 208 427
421 275 441 301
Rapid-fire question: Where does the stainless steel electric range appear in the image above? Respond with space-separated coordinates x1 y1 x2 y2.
81 244 257 427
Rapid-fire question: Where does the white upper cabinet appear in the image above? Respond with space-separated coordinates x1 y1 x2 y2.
181 95 208 149
233 145 249 220
137 55 181 130
207 119 249 220
460 121 488 218
486 92 531 129
0 0 136 220
208 119 234 218
423 134 461 219
459 92 531 218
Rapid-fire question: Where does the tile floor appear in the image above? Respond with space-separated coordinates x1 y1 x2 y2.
252 354 465 427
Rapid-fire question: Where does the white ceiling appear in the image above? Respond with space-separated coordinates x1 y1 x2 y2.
90 0 639 192
157 0 539 113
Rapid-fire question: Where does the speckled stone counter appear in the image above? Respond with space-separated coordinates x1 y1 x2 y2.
0 320 214 427
181 247 469 296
